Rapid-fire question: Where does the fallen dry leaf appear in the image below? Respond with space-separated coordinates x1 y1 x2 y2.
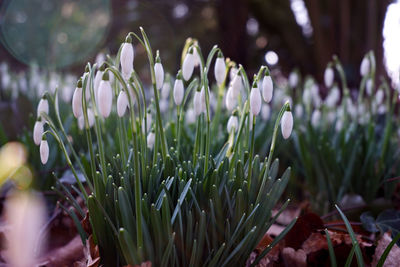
281 247 307 267
372 232 400 267
38 235 84 267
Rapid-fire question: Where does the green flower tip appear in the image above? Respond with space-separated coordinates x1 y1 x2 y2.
284 101 291 111
125 34 132 44
41 134 47 141
77 79 83 88
102 71 109 81
217 51 223 58
41 94 47 100
232 109 239 116
85 65 90 73
265 67 270 76
188 47 194 54
177 70 183 80
155 50 161 63
99 63 106 72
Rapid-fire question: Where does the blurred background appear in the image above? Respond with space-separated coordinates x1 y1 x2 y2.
0 0 399 92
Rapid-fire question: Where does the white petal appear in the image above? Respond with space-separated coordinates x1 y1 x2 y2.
214 57 226 85
173 79 184 105
360 57 370 76
37 99 49 118
225 87 236 111
72 87 83 118
311 109 321 127
147 132 155 149
194 91 202 116
289 72 298 88
250 87 262 116
182 53 195 81
227 115 238 133
231 74 242 97
324 67 334 88
98 80 113 118
94 70 103 104
33 121 44 146
117 91 128 117
281 111 293 139
121 43 134 78
154 62 164 90
366 79 373 96
262 76 273 103
40 140 49 164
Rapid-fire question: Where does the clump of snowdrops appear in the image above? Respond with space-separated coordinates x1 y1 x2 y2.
274 52 400 211
33 28 295 266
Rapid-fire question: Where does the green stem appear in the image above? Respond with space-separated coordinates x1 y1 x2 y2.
247 115 256 182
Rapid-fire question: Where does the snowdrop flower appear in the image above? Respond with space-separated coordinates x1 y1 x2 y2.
262 73 273 103
230 67 238 81
194 90 202 116
94 66 104 102
160 98 169 113
161 81 171 99
173 71 184 105
199 86 208 114
117 90 129 117
98 73 113 118
325 86 340 107
324 67 334 88
360 55 370 76
375 89 384 105
288 71 298 88
147 131 155 149
193 46 201 67
33 119 44 146
154 51 164 90
295 104 303 118
261 104 271 120
231 73 242 97
225 87 236 111
186 108 196 124
250 82 262 116
40 138 49 164
302 87 312 106
311 109 321 127
214 52 226 85
72 81 83 119
36 96 49 118
366 78 373 96
281 109 293 139
335 118 343 132
78 109 95 130
227 114 238 133
182 48 195 81
120 36 134 79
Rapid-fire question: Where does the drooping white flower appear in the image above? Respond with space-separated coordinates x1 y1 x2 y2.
375 89 384 105
302 87 312 106
173 72 184 105
250 84 262 116
262 75 273 103
161 82 171 99
37 97 49 118
288 71 298 88
120 37 134 79
325 86 340 107
324 67 334 88
33 120 44 146
154 52 164 90
40 139 49 164
200 86 207 114
147 132 155 149
186 108 196 124
182 48 195 81
295 104 303 118
227 115 238 133
214 52 226 85
225 87 236 111
98 74 113 118
360 56 370 76
194 90 202 116
72 85 83 119
78 109 95 130
261 104 271 121
281 110 293 139
193 47 201 67
117 90 129 117
94 69 104 102
311 109 321 127
231 73 242 97
160 98 169 113
366 78 373 96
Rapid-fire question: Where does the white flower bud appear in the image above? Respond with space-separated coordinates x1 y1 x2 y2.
261 104 271 120
325 86 340 107
72 87 83 119
311 109 321 127
40 139 49 164
200 87 207 114
117 90 129 117
366 78 373 96
360 56 370 76
194 90 202 116
37 98 49 118
173 78 184 105
227 115 238 133
147 132 155 149
160 98 169 113
231 73 242 97
289 72 298 88
121 42 134 79
193 48 201 67
98 79 113 118
161 82 170 99
182 50 195 81
214 56 226 85
94 70 103 102
78 109 95 130
154 61 164 90
33 120 44 146
250 86 262 116
225 87 236 111
324 67 334 88
295 104 303 118
262 75 273 103
376 89 384 105
302 87 311 106
281 111 293 139
186 108 196 124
